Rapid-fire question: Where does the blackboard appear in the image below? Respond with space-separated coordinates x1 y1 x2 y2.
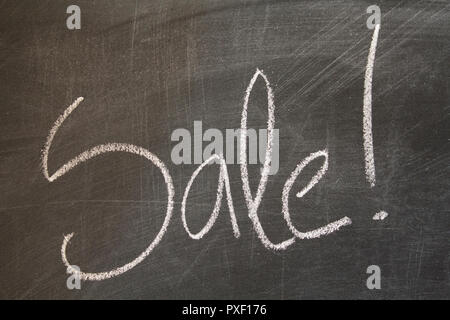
0 0 449 299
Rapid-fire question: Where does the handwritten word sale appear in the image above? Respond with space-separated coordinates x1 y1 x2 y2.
42 26 381 281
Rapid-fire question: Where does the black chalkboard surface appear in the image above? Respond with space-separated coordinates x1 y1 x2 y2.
0 0 448 299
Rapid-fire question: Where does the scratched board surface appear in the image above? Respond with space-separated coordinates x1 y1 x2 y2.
0 0 449 299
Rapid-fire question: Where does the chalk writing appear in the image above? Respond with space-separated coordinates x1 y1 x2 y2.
42 26 384 281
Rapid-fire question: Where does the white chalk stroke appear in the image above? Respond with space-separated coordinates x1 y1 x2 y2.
363 24 380 188
372 210 388 221
42 98 175 281
239 69 352 251
181 154 240 239
283 150 352 239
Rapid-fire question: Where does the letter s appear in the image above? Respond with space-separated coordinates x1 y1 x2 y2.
42 97 174 281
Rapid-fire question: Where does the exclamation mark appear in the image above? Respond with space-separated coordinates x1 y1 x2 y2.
363 23 380 188
364 6 388 221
